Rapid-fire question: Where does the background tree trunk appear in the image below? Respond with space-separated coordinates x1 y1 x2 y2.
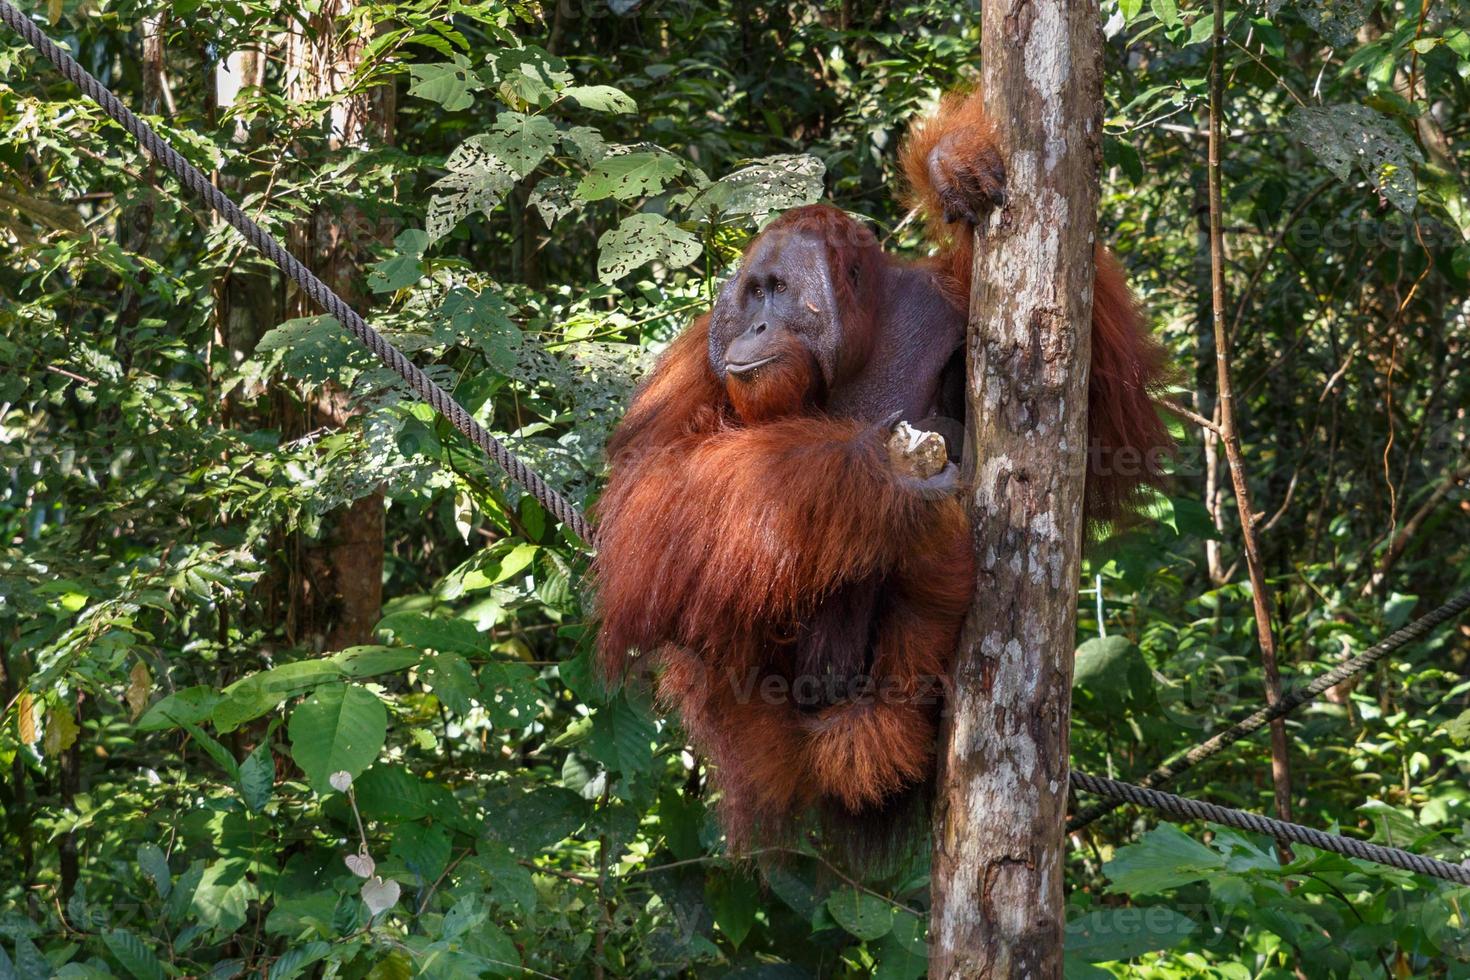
284 2 395 649
928 2 1103 975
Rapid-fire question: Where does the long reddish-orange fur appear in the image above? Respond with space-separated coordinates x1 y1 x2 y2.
594 89 1171 856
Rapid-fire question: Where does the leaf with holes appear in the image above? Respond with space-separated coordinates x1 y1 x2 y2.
529 175 581 228
701 154 826 220
1295 0 1372 46
287 684 388 793
408 57 484 111
1292 104 1421 213
377 611 487 654
423 650 477 716
578 151 685 202
562 84 636 114
487 113 559 177
481 662 544 730
426 135 520 244
596 212 701 283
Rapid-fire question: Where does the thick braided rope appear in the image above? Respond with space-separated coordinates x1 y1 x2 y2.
0 0 595 545
1069 585 1470 832
1071 772 1470 885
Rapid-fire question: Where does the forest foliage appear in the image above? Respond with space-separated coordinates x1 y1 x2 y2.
1 0 1469 976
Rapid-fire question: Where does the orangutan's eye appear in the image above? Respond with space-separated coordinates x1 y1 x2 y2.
774 279 786 293
752 285 765 299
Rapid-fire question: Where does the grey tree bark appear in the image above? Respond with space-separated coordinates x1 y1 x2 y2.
928 1 1103 975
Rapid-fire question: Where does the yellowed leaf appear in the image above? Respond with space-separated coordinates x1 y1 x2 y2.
126 660 153 720
43 706 79 755
47 0 62 25
17 692 37 745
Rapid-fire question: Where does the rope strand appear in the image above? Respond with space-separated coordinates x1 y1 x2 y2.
1072 772 1470 886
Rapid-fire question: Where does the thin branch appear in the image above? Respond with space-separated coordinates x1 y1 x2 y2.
1209 0 1296 858
1159 398 1221 434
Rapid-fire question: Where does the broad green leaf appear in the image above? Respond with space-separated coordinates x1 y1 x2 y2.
596 212 702 283
827 888 896 941
287 684 388 793
1104 824 1227 895
577 151 685 202
487 113 559 177
1120 0 1144 24
1065 907 1197 961
586 696 656 775
481 662 544 729
481 784 588 853
333 646 422 678
102 929 165 980
562 84 636 114
391 822 452 883
137 686 219 731
238 733 275 813
1150 0 1179 28
1291 104 1421 213
422 650 477 715
137 843 171 899
426 135 520 243
706 871 760 948
377 612 487 654
408 58 484 111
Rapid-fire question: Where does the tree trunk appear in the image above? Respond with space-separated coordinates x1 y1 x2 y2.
928 2 1102 975
284 1 395 649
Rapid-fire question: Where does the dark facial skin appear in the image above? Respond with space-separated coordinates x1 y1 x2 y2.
708 229 844 394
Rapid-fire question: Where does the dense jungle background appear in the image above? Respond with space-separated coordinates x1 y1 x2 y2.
2 0 1469 974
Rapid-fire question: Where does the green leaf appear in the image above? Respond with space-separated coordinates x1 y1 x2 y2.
480 662 544 729
1445 708 1470 747
488 113 559 177
426 135 520 244
367 229 429 293
377 612 487 654
1149 0 1179 28
1073 636 1146 704
238 731 275 813
1065 907 1197 961
333 646 422 678
191 860 255 932
391 822 452 883
268 941 330 980
481 784 588 853
408 57 484 111
1120 0 1144 24
596 212 702 284
175 718 240 780
214 660 346 733
586 696 656 775
1291 103 1421 213
1104 824 1227 895
577 151 685 202
287 684 388 794
423 650 477 716
252 316 368 386
102 929 165 980
827 888 896 941
561 84 636 114
137 843 171 899
706 871 760 948
136 686 219 731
